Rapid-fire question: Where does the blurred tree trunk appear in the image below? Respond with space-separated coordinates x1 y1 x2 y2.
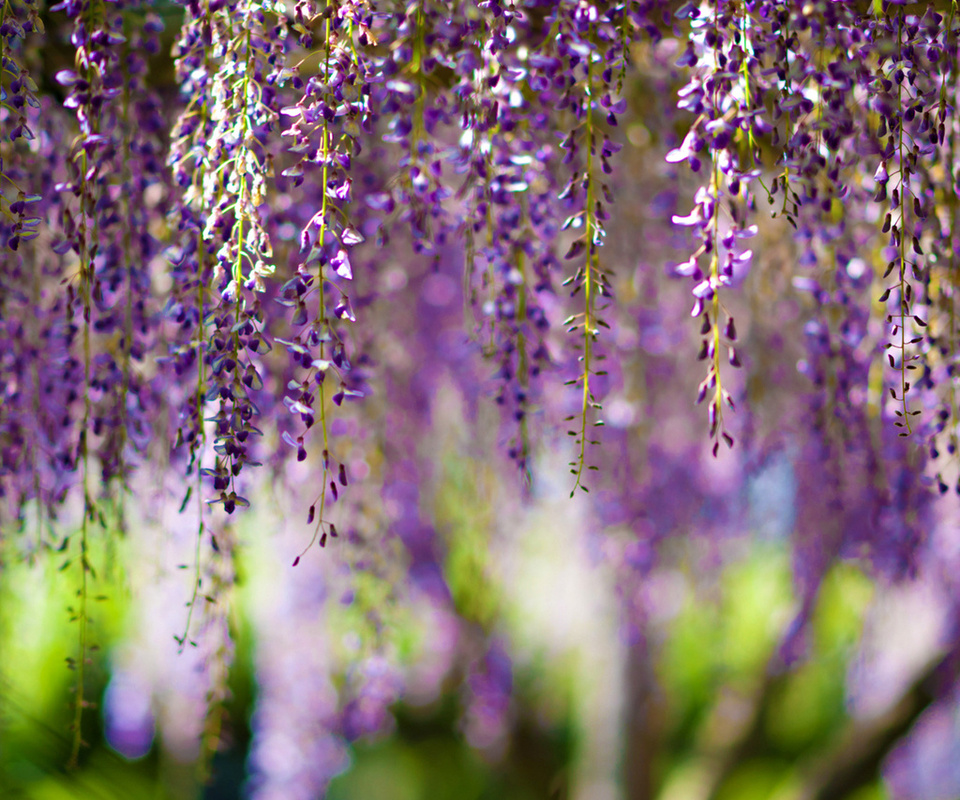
624 640 664 800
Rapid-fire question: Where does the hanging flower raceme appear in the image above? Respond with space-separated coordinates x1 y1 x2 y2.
924 5 960 495
48 0 137 763
52 0 127 492
166 0 218 463
453 1 558 478
669 0 759 455
0 0 42 252
865 5 940 438
0 0 60 527
762 3 877 475
544 0 631 493
277 0 373 557
168 0 292 514
374 0 457 257
0 105 76 531
89 11 166 500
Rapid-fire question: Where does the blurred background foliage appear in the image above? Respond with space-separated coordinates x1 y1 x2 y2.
0 469 926 800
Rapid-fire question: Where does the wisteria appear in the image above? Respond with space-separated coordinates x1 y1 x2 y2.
5 0 960 795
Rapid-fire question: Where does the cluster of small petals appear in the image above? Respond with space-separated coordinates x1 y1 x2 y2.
166 0 220 481
0 10 65 522
0 102 79 524
169 0 292 512
545 1 631 492
915 7 960 492
275 0 373 546
45 0 167 499
373 0 456 257
90 13 166 489
0 0 43 252
670 0 759 454
666 0 960 456
454 3 556 475
858 6 942 436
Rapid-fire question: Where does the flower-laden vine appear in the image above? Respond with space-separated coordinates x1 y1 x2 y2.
169 0 303 523
167 0 219 650
0 0 55 535
197 0 288 515
868 5 939 437
0 0 42 252
54 4 164 511
278 0 372 559
375 0 454 259
98 12 165 523
51 0 132 762
926 3 960 495
454 2 557 479
669 0 756 456
548 1 626 493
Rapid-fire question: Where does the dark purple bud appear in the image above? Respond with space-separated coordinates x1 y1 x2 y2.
724 317 737 341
